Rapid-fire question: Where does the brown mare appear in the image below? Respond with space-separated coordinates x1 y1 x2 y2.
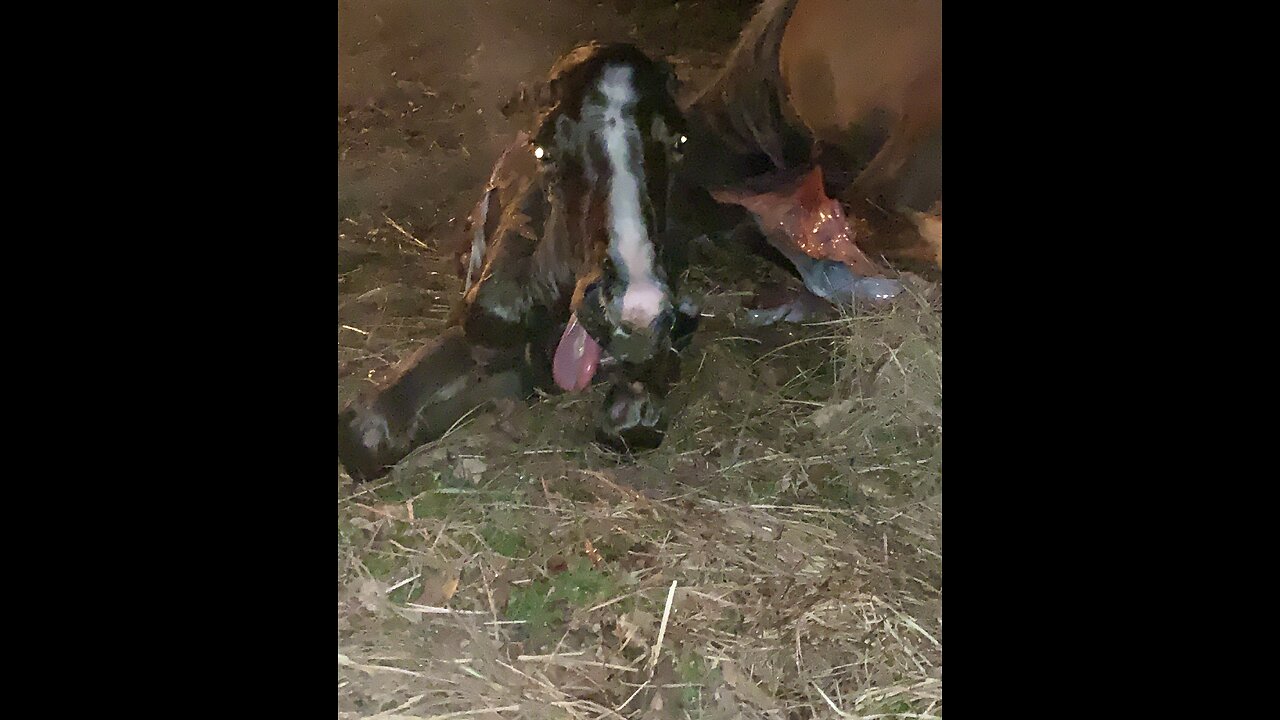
685 0 942 269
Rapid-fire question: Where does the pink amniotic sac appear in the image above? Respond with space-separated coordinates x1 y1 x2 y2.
711 165 885 278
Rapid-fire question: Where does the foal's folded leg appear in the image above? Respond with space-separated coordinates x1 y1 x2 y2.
594 304 699 453
337 324 533 482
595 350 682 453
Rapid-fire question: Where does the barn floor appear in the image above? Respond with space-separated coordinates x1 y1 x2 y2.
338 2 942 718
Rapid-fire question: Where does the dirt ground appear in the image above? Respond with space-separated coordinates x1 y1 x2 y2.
338 2 942 717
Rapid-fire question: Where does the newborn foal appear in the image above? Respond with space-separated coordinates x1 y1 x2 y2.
339 43 698 482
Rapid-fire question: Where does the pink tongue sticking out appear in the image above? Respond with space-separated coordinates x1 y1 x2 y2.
552 313 603 392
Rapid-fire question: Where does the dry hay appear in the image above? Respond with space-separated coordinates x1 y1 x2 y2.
338 282 942 720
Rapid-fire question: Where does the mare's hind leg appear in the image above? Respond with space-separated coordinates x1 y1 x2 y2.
840 127 942 271
337 324 534 482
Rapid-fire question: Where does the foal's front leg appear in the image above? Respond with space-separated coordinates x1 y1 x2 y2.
594 303 700 453
337 324 534 482
338 244 556 482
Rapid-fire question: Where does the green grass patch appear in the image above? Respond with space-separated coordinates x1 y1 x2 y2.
676 650 708 711
411 489 455 519
481 524 528 558
361 551 397 580
505 558 620 643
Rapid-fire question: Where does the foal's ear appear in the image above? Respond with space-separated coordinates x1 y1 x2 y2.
553 114 577 145
501 81 552 119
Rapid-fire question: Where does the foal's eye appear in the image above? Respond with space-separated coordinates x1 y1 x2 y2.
533 145 548 161
670 133 687 159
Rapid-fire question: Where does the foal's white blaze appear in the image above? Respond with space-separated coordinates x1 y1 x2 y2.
598 65 663 327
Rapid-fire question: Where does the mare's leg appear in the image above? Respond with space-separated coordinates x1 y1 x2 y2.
840 126 942 271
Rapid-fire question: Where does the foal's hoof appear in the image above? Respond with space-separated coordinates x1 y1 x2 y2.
595 381 668 453
337 406 394 483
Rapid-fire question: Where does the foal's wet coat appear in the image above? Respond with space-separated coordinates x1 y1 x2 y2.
339 43 698 482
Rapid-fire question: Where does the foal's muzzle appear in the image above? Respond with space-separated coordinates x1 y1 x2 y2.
578 280 675 366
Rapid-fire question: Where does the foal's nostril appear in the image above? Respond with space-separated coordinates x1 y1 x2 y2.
654 308 675 336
